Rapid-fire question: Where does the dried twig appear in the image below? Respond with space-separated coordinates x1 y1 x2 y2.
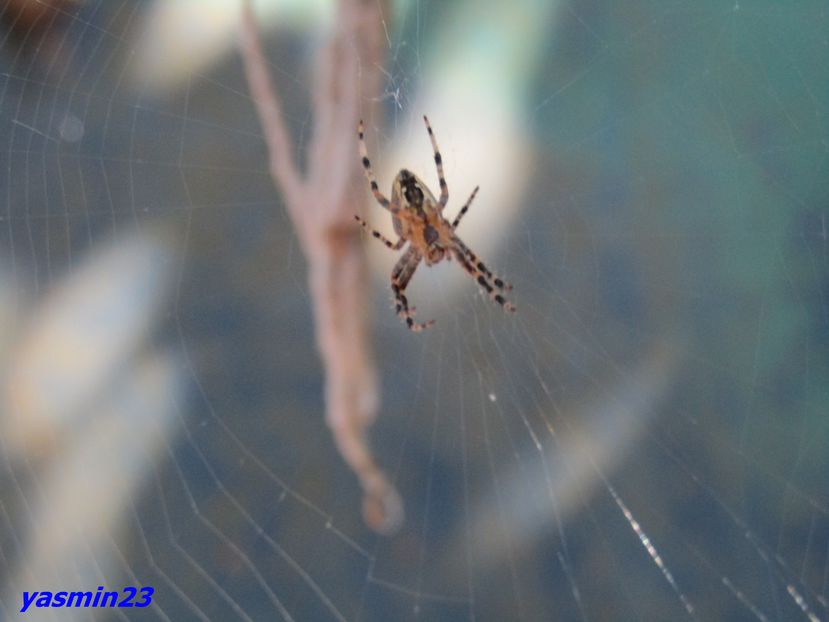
239 0 401 533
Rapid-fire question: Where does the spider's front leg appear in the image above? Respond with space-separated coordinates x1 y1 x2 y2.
354 215 405 250
358 120 397 214
391 247 434 331
423 115 448 208
451 185 479 229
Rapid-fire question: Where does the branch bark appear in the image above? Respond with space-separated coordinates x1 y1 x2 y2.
239 0 401 534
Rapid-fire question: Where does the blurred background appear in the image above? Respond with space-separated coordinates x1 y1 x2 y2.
0 0 827 620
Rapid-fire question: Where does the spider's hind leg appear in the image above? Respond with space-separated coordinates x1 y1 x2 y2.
392 248 434 332
451 235 513 291
451 248 516 313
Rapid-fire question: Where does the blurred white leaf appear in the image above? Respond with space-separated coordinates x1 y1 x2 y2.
4 350 184 620
133 0 330 92
2 232 176 461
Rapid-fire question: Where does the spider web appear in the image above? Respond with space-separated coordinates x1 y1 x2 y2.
1 1 827 620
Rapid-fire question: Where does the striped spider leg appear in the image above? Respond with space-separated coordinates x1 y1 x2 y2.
391 246 433 332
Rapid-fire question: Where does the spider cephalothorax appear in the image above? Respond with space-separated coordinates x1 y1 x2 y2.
355 116 515 331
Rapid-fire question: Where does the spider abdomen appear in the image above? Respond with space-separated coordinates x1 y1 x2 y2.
423 224 439 246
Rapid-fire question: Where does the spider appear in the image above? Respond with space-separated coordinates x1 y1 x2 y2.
355 115 515 331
